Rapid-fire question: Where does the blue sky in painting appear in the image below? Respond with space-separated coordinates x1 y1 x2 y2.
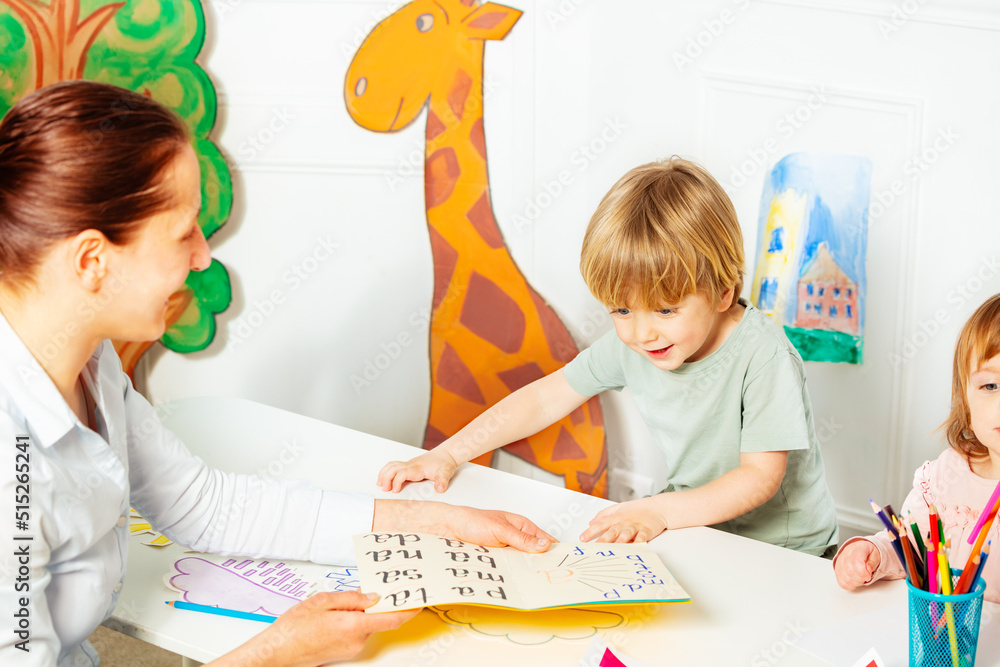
755 153 872 331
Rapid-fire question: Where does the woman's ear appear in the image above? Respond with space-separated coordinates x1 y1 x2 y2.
69 229 112 292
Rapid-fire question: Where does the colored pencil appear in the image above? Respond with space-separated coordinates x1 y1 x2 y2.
909 511 927 563
973 541 991 588
894 516 923 588
953 551 981 595
165 600 277 623
929 506 941 595
967 502 998 566
870 499 895 532
928 534 939 595
871 500 907 572
968 478 1000 545
936 549 961 667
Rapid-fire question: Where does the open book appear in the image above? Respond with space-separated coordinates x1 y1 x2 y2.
353 533 691 613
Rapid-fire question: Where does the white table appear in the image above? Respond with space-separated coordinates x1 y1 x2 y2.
106 396 908 665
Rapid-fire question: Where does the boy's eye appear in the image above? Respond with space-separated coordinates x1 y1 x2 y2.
656 308 675 316
982 383 999 391
610 308 631 317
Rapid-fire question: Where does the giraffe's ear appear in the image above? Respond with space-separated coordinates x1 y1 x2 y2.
460 2 522 41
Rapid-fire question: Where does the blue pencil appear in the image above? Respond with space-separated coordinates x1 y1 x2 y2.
973 541 991 589
166 600 277 623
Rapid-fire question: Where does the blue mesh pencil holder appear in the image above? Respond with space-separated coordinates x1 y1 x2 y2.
908 571 986 667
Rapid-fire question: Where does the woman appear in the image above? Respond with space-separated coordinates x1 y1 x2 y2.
0 81 553 666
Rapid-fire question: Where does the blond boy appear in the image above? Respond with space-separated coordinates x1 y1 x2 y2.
379 158 839 555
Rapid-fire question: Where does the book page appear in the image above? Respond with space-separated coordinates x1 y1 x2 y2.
354 534 690 613
354 533 520 612
505 542 690 609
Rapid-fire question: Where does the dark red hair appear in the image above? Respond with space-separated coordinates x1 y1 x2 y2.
0 80 190 286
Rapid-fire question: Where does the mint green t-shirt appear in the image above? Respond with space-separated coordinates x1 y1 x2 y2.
563 300 839 556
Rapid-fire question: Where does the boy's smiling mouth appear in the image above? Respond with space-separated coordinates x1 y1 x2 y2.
646 345 673 358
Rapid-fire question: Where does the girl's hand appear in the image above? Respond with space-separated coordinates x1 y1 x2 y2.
834 540 881 590
377 449 459 493
580 497 668 543
211 591 418 667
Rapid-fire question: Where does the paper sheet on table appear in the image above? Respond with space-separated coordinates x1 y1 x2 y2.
353 533 690 613
164 552 359 616
797 601 1000 667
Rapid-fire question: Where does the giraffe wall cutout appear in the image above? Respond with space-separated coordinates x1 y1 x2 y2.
345 0 607 496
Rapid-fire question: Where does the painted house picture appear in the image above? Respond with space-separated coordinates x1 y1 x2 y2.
750 153 872 364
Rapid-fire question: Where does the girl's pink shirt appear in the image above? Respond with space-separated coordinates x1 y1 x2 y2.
833 448 1000 603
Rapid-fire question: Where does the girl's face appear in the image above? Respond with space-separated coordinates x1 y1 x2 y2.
103 144 211 342
968 354 1000 474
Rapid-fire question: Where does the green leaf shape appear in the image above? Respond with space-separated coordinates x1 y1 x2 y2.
83 0 231 352
0 11 31 115
162 259 232 353
195 137 232 241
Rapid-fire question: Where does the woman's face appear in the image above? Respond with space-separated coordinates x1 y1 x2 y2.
103 144 211 342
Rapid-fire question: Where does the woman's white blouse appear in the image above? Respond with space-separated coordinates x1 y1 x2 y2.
0 315 375 666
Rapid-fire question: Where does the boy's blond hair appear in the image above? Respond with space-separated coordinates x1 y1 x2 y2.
580 157 744 309
942 293 1000 463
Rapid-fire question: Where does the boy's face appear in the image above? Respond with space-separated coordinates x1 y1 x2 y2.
607 289 736 371
967 354 1000 462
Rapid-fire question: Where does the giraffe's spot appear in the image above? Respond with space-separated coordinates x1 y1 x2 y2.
425 147 461 209
551 426 586 461
468 11 509 30
503 438 538 465
528 288 578 363
437 343 486 405
470 118 487 160
460 272 526 354
497 362 545 392
569 406 584 425
424 424 448 450
576 445 608 496
448 70 473 124
466 193 503 249
427 109 446 141
429 226 459 311
587 396 604 428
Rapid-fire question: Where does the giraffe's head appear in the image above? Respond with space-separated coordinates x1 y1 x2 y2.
345 1 522 132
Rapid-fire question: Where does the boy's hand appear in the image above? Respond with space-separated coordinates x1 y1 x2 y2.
833 540 881 590
580 497 668 543
377 449 459 493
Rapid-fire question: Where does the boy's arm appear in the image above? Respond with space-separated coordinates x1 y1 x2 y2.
655 450 789 529
581 450 788 541
377 369 590 492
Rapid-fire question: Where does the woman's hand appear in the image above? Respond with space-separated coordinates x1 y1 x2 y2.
210 591 418 667
833 540 882 590
374 499 555 552
377 448 459 493
579 497 667 543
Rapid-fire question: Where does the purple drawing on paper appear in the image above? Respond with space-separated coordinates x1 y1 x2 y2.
169 557 311 616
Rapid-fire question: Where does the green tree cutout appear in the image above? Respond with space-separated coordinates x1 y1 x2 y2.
0 0 232 375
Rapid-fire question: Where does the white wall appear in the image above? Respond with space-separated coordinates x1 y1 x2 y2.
140 0 1000 536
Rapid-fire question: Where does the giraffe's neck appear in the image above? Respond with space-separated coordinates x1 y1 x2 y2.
422 51 507 267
